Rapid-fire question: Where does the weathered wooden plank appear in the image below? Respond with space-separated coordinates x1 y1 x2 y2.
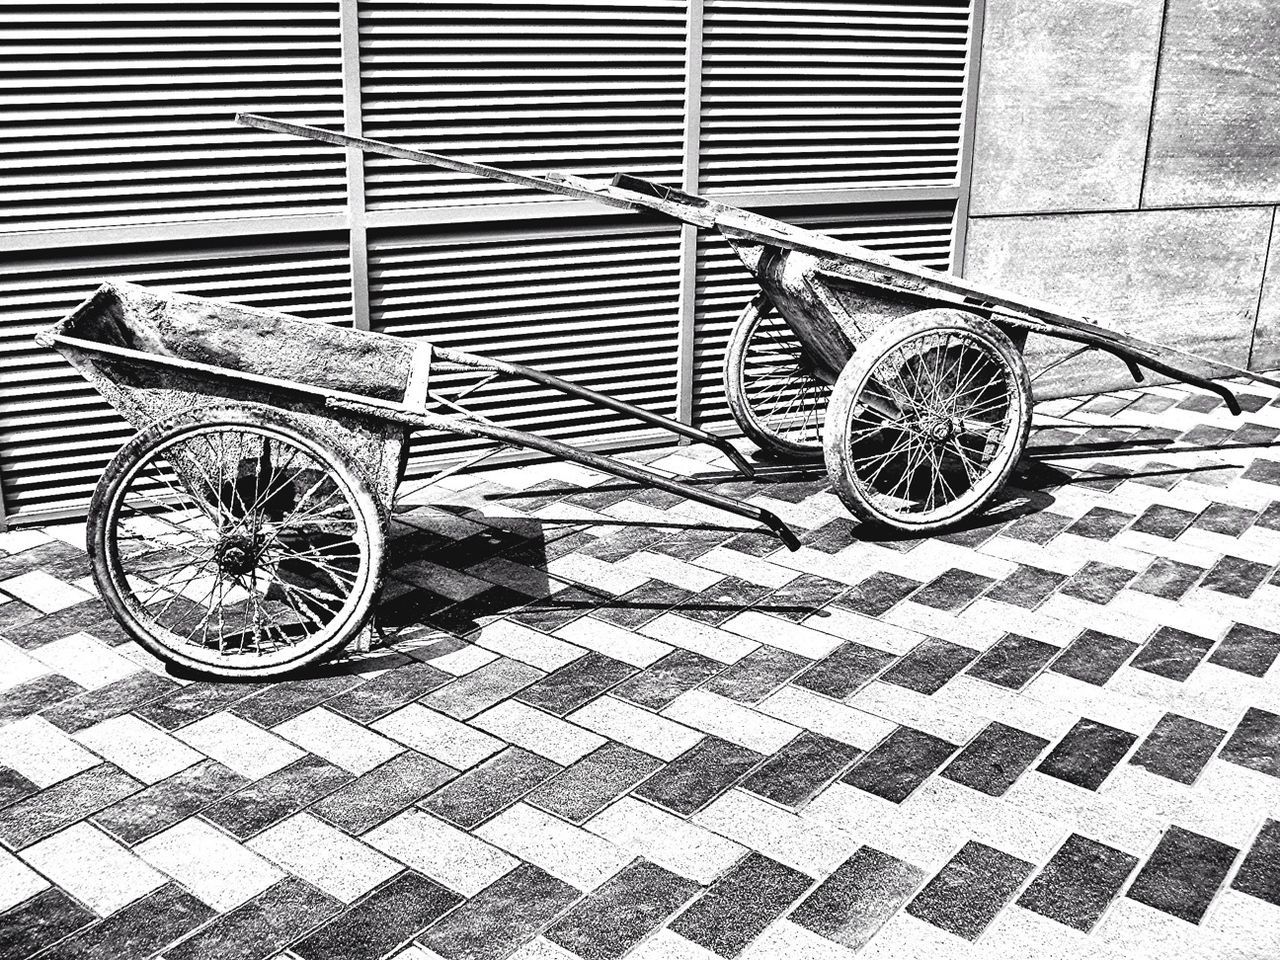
969 0 1161 216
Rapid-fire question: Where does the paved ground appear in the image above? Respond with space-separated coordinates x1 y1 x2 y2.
2 376 1280 960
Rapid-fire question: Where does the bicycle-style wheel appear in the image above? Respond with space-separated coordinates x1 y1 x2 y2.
88 405 384 678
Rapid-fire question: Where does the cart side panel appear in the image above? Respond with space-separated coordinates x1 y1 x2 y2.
57 344 407 507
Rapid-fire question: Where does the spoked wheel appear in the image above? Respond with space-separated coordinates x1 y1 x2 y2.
824 309 1032 532
88 405 385 678
725 294 832 458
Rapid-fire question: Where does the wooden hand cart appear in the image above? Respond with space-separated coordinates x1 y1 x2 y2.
36 114 1278 678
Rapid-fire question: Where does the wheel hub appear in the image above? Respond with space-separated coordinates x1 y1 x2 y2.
216 535 262 576
922 417 955 443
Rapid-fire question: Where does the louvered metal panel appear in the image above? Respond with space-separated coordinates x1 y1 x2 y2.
368 216 682 468
359 0 687 209
692 200 956 430
0 2 345 232
0 234 353 520
699 0 971 192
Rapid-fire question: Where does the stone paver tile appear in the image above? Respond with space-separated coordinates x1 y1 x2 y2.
587 795 747 885
722 610 844 659
638 612 759 664
72 714 204 784
567 696 703 762
20 822 166 915
0 715 100 787
759 685 899 750
364 808 518 897
372 703 505 771
172 711 306 781
28 632 138 690
476 801 631 891
660 689 800 754
553 616 673 668
0 570 93 613
470 699 606 766
135 816 285 911
273 707 405 775
472 620 586 672
0 847 49 912
247 813 401 903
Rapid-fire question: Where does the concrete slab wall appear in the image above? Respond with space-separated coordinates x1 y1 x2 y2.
963 0 1280 397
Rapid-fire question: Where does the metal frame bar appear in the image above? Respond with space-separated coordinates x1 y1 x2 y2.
675 0 706 426
952 0 987 277
339 0 371 332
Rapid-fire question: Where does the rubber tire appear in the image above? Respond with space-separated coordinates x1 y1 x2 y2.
87 404 386 679
823 309 1032 532
724 294 828 460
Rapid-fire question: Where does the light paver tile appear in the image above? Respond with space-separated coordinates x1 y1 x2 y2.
474 620 586 672
740 919 861 960
639 613 758 664
420 642 501 676
372 703 505 770
273 707 404 775
0 571 92 613
172 711 305 781
764 685 901 750
692 548 800 588
364 808 518 896
616 551 725 592
545 554 648 595
661 689 799 754
567 696 703 761
553 617 672 668
0 848 48 912
73 714 204 784
247 813 400 903
0 715 100 787
29 632 138 690
474 802 630 891
722 610 844 659
471 700 604 766
135 817 284 911
20 823 165 915
0 640 48 693
586 796 747 885
693 788 855 876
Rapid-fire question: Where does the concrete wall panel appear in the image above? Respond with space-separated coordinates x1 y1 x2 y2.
1253 211 1280 370
1145 0 1280 206
966 207 1272 396
969 0 1162 216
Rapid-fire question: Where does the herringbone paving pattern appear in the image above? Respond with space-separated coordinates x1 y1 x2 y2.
2 377 1280 959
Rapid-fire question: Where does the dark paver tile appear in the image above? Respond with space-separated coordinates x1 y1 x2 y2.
545 859 700 960
0 674 86 724
966 634 1057 690
0 764 39 808
701 646 808 704
802 517 861 554
1065 506 1134 541
984 565 1068 610
419 862 581 960
92 759 249 844
762 574 846 622
0 887 95 959
907 841 1034 940
1037 719 1138 791
3 599 118 650
420 746 561 829
833 572 922 618
202 754 353 839
1128 713 1226 786
676 577 770 626
790 845 925 950
594 581 696 631
1059 561 1135 605
40 671 178 734
1017 834 1139 932
1231 819 1280 908
632 736 762 816
42 883 214 960
794 641 895 700
1209 622 1280 677
909 569 995 611
294 871 462 960
740 731 862 808
527 742 663 824
135 682 260 730
1130 504 1198 539
1002 511 1073 544
842 726 957 803
326 662 453 724
229 675 364 728
516 652 636 716
649 529 734 562
312 751 457 835
510 587 600 632
942 722 1049 797
1130 625 1215 681
1243 458 1280 486
1050 630 1138 686
0 763 141 849
1129 558 1205 600
420 658 545 720
1201 555 1271 598
612 648 721 711
163 877 340 960
1193 502 1258 536
1221 707 1280 779
879 637 977 695
1126 826 1238 923
670 852 813 957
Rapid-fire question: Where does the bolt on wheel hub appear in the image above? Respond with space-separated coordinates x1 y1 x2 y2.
216 535 261 576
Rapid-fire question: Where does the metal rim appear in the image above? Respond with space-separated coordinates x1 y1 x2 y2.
837 325 1025 526
101 421 378 670
733 302 830 456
